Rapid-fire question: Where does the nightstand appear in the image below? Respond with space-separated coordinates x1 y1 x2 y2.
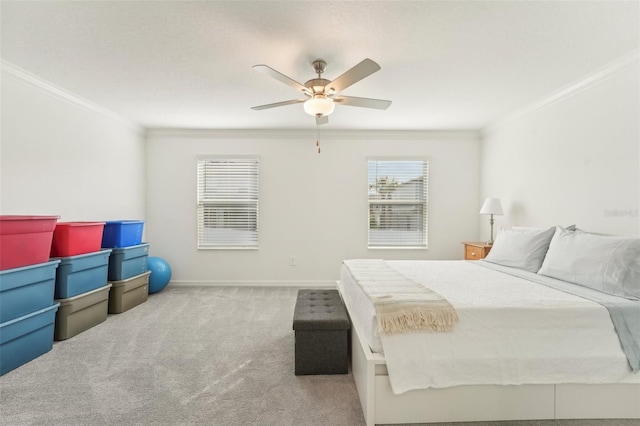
462 242 492 260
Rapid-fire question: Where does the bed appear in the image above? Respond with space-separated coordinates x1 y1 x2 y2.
337 226 640 425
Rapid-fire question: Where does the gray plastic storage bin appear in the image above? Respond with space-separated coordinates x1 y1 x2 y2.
108 271 150 314
54 284 111 341
108 243 149 281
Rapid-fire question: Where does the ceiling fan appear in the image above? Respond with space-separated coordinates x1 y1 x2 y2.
251 58 392 125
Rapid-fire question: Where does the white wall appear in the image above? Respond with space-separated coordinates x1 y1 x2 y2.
1 67 146 222
146 130 480 286
480 63 639 237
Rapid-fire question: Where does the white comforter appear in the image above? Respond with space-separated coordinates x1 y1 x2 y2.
340 260 640 394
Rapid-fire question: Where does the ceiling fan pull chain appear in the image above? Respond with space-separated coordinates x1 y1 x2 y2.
316 124 321 154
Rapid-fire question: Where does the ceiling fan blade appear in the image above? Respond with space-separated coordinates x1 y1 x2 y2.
251 99 305 110
325 59 381 95
253 65 310 94
333 95 392 110
316 115 329 125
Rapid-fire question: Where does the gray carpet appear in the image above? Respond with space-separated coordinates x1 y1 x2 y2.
0 286 638 426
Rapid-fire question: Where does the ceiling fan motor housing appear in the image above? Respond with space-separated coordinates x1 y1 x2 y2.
304 78 332 95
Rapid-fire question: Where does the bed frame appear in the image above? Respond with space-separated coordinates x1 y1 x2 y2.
340 283 640 426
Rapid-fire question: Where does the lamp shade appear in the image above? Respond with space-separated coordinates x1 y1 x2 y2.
303 95 335 117
479 198 503 215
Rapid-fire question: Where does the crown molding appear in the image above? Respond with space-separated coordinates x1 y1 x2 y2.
482 49 639 136
145 128 480 141
1 60 143 133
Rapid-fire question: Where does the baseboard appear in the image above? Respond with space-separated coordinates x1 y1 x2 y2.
169 280 337 288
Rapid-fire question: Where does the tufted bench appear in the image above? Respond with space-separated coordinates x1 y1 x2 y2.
293 289 350 375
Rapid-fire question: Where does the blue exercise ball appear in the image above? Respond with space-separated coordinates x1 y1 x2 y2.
147 256 172 294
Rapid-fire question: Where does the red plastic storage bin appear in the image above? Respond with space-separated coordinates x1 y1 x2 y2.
50 222 105 258
0 215 59 271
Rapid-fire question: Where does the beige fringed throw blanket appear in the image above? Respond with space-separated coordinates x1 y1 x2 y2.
343 259 458 335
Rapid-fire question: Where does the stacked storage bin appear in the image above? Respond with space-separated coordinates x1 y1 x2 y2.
0 216 61 376
101 221 150 314
50 222 112 341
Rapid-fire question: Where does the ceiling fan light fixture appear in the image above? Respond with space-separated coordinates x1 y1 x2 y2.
303 95 335 117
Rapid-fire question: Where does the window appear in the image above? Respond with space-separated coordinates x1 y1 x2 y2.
197 157 259 249
368 159 429 248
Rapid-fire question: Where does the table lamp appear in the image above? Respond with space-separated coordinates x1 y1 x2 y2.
479 198 503 244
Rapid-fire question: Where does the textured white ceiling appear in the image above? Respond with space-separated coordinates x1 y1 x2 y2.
1 1 638 130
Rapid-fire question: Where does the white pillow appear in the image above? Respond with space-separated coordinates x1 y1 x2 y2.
538 227 640 300
483 226 556 272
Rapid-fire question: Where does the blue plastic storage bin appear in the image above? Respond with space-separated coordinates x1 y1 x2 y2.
108 243 149 281
0 260 60 323
0 303 59 376
101 220 144 248
53 249 112 299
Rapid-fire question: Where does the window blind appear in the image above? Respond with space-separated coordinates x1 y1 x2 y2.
368 160 429 248
197 157 259 249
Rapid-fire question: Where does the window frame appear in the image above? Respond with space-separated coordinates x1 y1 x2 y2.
367 157 430 250
196 155 260 250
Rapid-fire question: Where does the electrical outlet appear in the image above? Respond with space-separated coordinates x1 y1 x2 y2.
289 256 296 266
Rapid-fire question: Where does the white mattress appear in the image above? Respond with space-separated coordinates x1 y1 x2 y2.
339 260 640 394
